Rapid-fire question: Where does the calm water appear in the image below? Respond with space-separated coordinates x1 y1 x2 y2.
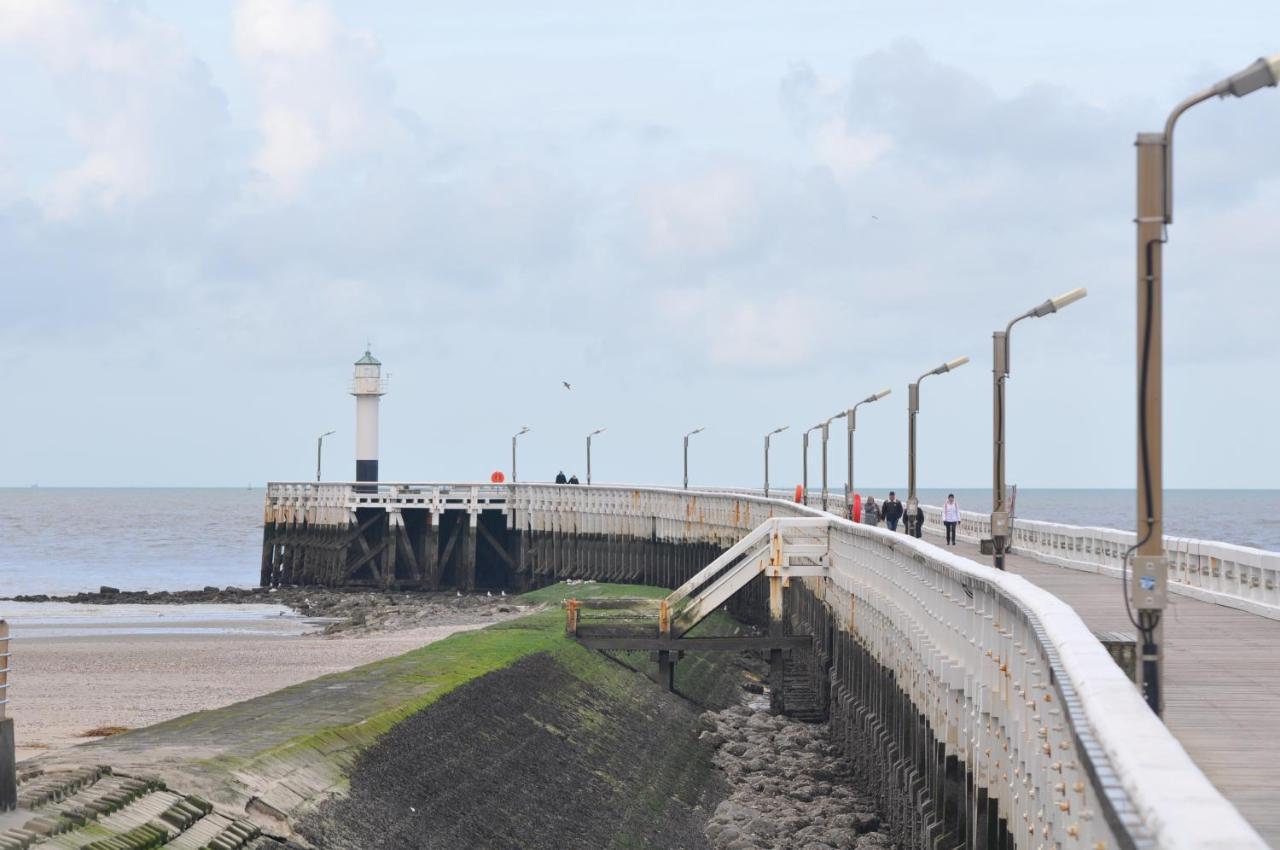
0 487 1277 597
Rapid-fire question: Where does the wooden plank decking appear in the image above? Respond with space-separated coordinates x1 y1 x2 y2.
934 534 1280 847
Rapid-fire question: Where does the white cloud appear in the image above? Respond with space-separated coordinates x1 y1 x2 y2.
233 0 404 194
0 0 227 219
640 166 760 261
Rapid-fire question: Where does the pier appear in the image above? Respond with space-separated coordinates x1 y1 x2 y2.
259 480 1274 848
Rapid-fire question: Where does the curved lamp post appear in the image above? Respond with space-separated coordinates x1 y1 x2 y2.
819 413 846 512
1131 53 1279 715
763 425 788 497
845 389 892 516
586 427 606 485
511 426 530 483
801 424 822 503
991 289 1087 570
315 430 336 482
906 357 969 535
683 427 705 489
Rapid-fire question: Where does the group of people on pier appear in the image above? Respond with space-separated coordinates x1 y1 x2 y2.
554 471 580 485
861 492 963 545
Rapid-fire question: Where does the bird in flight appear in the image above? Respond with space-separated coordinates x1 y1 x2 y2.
562 381 572 390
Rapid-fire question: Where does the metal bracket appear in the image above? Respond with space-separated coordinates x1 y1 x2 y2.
1130 555 1168 609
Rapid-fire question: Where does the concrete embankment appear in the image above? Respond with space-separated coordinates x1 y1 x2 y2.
20 585 745 847
15 582 890 849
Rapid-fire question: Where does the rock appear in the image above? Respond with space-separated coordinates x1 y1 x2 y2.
699 731 724 747
99 586 119 595
701 702 887 850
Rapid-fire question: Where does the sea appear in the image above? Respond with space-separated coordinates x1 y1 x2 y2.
0 487 1278 598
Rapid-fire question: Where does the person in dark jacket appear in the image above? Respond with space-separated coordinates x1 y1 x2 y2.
881 491 904 531
568 474 580 484
911 504 925 538
555 471 568 484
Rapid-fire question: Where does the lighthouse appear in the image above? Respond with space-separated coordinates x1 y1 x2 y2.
351 349 386 484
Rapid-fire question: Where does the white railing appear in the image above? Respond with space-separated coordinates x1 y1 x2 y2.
919 504 1280 621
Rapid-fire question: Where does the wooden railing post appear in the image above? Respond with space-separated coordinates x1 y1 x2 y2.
0 620 14 811
564 599 580 636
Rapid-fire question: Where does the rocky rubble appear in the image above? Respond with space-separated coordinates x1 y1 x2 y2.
700 704 894 850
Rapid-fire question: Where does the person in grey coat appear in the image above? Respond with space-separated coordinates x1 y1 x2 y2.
862 496 880 526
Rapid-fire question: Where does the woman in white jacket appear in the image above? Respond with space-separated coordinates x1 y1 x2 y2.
942 494 961 546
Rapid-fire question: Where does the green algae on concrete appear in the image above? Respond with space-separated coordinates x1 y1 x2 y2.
33 583 748 838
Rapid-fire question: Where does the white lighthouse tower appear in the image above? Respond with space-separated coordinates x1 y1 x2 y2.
351 349 386 484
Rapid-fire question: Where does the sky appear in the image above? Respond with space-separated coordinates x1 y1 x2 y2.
1 1 1279 490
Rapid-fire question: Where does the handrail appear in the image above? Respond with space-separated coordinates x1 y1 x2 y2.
918 503 1280 621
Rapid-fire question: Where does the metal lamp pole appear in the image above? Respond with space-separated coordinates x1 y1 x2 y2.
991 289 1087 569
802 424 821 503
763 425 788 497
906 357 969 535
846 389 891 516
315 430 336 482
586 427 606 485
511 426 530 483
1131 53 1279 716
820 413 847 512
683 427 705 489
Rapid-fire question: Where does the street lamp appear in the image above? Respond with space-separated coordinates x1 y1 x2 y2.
511 426 530 483
1130 53 1279 716
763 425 788 497
906 357 969 535
586 427 606 485
991 288 1087 570
315 430 336 482
682 427 705 489
801 424 822 503
819 413 847 512
844 389 892 517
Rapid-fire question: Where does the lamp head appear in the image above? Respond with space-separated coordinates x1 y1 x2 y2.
934 356 969 375
321 430 336 438
589 427 606 437
1031 286 1088 318
1221 54 1280 98
687 426 706 437
768 425 789 436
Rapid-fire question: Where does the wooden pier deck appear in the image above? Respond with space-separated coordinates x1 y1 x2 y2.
933 533 1280 846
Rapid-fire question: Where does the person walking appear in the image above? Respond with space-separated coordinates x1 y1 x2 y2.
555 471 568 484
942 493 961 545
862 496 879 526
911 503 925 538
881 491 904 532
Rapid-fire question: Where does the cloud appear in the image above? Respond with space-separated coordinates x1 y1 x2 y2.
639 165 762 262
0 0 228 219
233 0 406 194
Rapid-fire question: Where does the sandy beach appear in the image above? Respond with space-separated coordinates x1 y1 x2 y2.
5 600 522 761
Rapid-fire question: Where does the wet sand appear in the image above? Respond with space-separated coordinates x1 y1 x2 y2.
9 614 503 761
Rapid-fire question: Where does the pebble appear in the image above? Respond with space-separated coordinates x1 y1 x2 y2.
701 704 894 850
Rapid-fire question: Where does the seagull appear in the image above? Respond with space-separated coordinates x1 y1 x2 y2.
562 381 572 390
486 590 492 597
870 215 879 221
456 590 462 597
500 590 506 597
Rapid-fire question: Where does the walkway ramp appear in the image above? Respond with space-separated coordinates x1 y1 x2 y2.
567 517 827 699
